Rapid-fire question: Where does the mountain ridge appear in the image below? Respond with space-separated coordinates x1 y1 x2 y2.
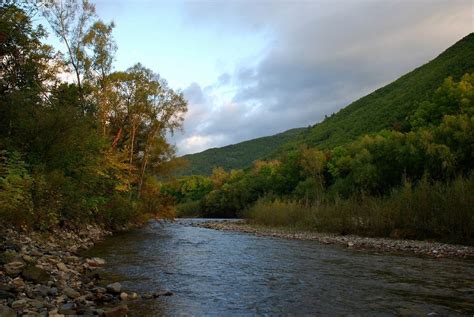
178 33 474 176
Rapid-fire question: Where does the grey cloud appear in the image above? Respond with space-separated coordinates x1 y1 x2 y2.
174 0 472 155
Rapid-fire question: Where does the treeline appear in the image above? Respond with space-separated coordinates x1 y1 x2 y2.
0 2 187 229
165 74 474 244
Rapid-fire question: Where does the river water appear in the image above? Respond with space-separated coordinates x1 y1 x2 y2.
85 219 474 316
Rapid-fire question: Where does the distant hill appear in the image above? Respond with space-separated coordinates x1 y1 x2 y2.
281 33 474 151
176 128 306 176
179 33 474 176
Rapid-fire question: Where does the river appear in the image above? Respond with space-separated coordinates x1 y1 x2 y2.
84 219 474 316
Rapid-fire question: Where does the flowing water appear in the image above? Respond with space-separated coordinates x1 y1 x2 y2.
85 219 474 316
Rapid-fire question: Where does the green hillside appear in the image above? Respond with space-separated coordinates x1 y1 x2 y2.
180 33 474 175
177 128 306 175
283 32 474 150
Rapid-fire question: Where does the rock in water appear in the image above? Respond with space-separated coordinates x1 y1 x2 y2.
22 265 50 284
86 257 106 267
103 305 129 317
120 292 128 301
106 282 122 294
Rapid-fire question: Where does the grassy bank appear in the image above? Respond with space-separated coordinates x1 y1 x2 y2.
245 174 474 245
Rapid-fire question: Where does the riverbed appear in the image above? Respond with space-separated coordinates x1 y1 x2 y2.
85 219 474 316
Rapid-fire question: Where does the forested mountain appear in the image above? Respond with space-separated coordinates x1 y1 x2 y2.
177 128 305 176
181 33 474 175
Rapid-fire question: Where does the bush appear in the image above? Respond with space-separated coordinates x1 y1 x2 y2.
176 200 202 218
0 151 33 227
246 174 474 244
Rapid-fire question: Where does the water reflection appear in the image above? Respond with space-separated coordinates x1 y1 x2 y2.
85 219 474 316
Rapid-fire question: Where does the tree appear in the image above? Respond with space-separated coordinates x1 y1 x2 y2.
43 0 97 101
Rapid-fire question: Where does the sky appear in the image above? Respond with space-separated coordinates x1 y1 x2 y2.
42 0 473 155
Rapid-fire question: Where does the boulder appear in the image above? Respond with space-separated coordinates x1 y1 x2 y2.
22 265 50 284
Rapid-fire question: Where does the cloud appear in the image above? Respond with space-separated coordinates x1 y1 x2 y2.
172 0 473 155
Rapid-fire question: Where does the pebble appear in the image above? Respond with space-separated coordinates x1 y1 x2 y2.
4 261 25 276
63 287 80 299
86 257 106 267
119 292 128 301
106 282 122 294
56 262 69 272
0 225 121 316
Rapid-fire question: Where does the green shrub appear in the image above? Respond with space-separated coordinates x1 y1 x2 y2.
176 200 202 218
247 174 474 244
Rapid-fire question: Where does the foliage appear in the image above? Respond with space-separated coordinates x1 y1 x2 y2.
166 72 474 245
246 174 474 245
0 2 187 230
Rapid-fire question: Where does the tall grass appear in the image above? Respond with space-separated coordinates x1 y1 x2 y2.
245 174 474 245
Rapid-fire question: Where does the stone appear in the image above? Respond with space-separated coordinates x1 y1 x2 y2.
86 257 105 267
63 287 81 299
103 305 128 317
0 305 16 317
58 302 76 315
153 290 174 297
22 265 50 284
11 299 28 309
119 292 128 301
65 256 79 263
49 287 58 296
4 261 25 276
0 250 19 265
34 285 54 297
106 282 122 294
129 292 138 300
0 284 16 299
30 249 43 257
93 286 107 294
57 262 69 272
22 254 35 264
11 277 25 288
30 299 44 309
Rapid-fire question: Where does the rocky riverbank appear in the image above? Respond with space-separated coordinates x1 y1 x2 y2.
0 224 170 317
196 220 474 259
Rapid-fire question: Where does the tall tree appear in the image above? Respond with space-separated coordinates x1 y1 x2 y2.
43 0 96 101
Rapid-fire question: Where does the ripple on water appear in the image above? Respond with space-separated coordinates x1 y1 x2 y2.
84 219 474 316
